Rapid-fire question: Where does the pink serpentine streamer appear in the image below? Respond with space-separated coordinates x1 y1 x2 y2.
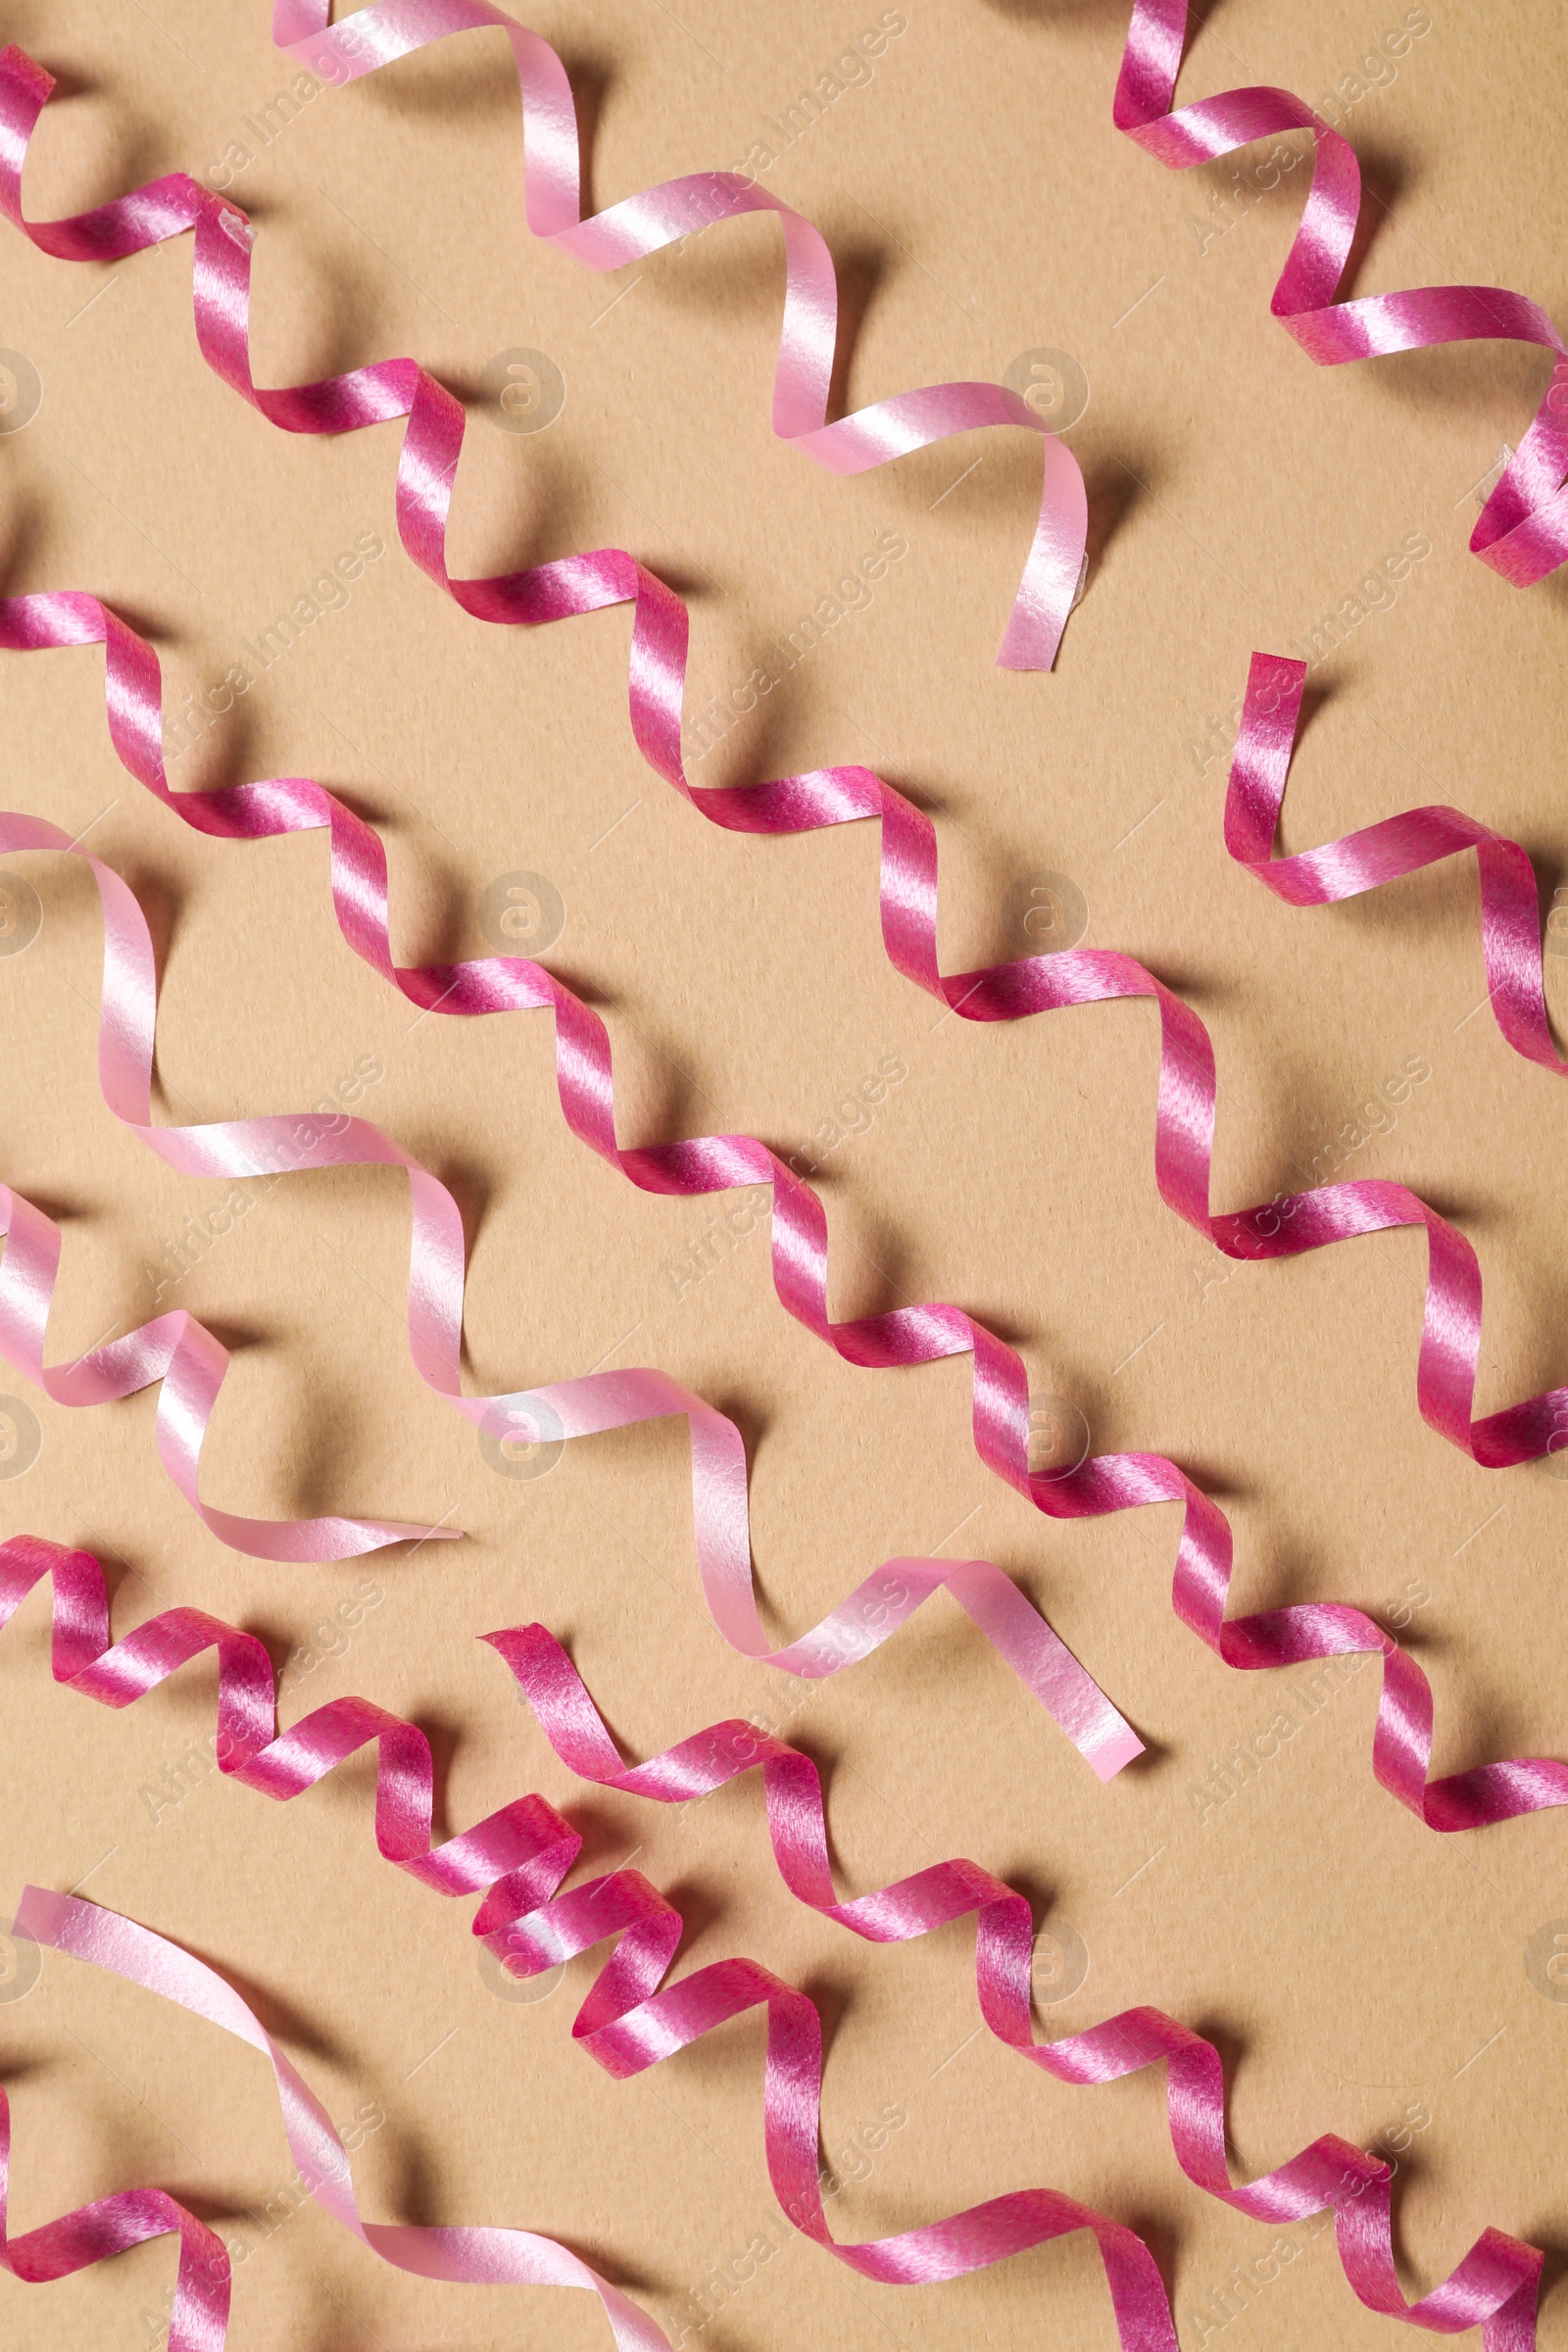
1114 2 1568 585
1227 652 1568 1080
6 1886 671 2352
0 33 1085 674
2 45 1564 1478
0 823 1134 1763
6 586 1568 1642
1 2090 231 2352
0 1547 1544 2347
0 1554 1175 2351
0 807 451 1562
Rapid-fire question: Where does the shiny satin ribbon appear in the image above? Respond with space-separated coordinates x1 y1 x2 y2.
0 782 1135 1765
3 47 1561 1492
5 589 1568 1664
0 33 1084 674
496 1624 1546 2344
0 2092 230 2351
0 1536 1550 2346
0 809 451 1562
1115 1 1568 585
14 1886 1180 2347
13 1809 1545 2344
1227 651 1568 1078
8 1886 670 2352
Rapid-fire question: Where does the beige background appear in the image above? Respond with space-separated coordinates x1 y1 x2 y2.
0 0 1566 2344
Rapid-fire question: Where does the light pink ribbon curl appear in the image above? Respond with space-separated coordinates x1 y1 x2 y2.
0 808 453 1561
1115 0 1568 586
0 784 1134 1763
5 590 1568 1669
9 1882 670 2352
0 30 1085 673
1226 651 1568 1081
0 1538 1553 2346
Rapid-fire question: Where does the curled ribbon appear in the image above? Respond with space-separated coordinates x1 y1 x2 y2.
1227 651 1568 1079
7 1886 671 2352
5 592 1568 1690
0 2093 230 2352
1 47 1562 1493
1 1560 1545 2352
0 32 1085 672
1114 1 1568 584
0 808 451 1561
15 1888 1179 2348
0 777 1133 1760
492 1624 1546 2345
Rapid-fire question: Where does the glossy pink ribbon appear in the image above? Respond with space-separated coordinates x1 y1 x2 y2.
1115 1 1568 584
1228 652 1568 1078
1 2088 230 2352
3 1574 1544 2352
16 1884 1179 2346
496 1623 1546 2344
0 32 1084 672
4 589 1566 1683
8 1885 670 2352
0 809 451 1561
0 767 1135 1755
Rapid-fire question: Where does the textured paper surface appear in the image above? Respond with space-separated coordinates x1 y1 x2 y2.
1 2 1566 2345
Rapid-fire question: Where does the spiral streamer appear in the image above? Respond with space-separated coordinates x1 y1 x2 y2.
0 2090 230 2352
1227 651 1568 1080
0 1565 1544 2352
0 31 1084 674
5 578 1568 1715
1114 1 1568 585
6 1885 672 2352
0 767 1136 1759
0 808 451 1560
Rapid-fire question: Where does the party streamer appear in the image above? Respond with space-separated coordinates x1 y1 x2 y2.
4 40 1563 1482
12 1842 1544 2344
0 34 1085 674
0 808 450 1561
0 2091 231 2352
10 1899 1174 2342
0 782 1133 1756
6 583 1568 1611
1113 1 1568 585
0 1531 1553 2345
1226 651 1568 1080
5 1891 670 2352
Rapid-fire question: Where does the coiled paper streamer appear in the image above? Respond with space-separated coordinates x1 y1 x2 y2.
0 2090 231 2352
9 1832 1544 2344
0 33 1085 673
0 807 451 1561
0 1537 1552 2344
4 585 1567 1673
4 1890 671 2352
1227 651 1568 1079
1114 0 1568 585
0 792 1133 1762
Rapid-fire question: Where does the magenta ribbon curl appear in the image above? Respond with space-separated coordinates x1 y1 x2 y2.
0 37 1562 1494
0 1546 1544 2348
6 591 1568 1724
1227 652 1568 1081
0 817 1133 1770
0 29 1085 675
6 1883 672 2352
1 2085 232 2352
1115 3 1568 586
